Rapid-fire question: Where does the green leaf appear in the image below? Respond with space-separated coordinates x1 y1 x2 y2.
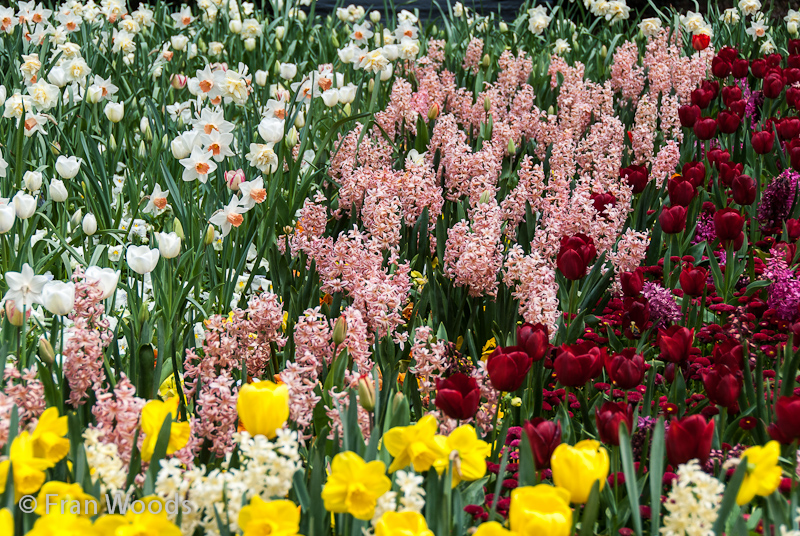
579 481 601 536
518 431 537 486
649 418 665 535
713 458 748 535
143 413 174 496
619 425 643 536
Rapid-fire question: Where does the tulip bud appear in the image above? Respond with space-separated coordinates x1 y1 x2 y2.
255 70 268 86
275 40 282 52
478 190 493 204
275 25 286 40
138 140 147 159
229 19 242 33
70 208 82 228
333 316 348 346
294 110 305 129
358 375 376 412
370 10 381 23
82 213 97 235
507 138 516 156
368 79 375 93
600 45 607 58
547 105 555 116
428 103 440 121
331 34 339 48
38 337 55 364
244 38 256 51
104 101 124 123
499 21 508 32
138 301 150 324
343 103 351 115
109 134 117 151
4 300 26 326
204 224 215 245
484 95 491 113
140 117 152 141
285 126 299 148
482 54 490 69
392 392 406 414
173 218 185 240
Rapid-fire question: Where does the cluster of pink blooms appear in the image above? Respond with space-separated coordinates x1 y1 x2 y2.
90 374 145 464
0 367 45 448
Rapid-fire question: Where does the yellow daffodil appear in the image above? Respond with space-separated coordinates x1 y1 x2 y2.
434 425 491 486
550 440 609 504
158 373 183 399
140 397 191 462
0 432 53 497
26 512 99 536
35 481 99 516
736 441 782 505
0 508 12 535
236 381 290 439
481 338 497 361
474 521 515 536
238 497 300 536
321 451 392 520
375 511 434 536
94 496 181 536
509 485 573 536
384 415 448 473
30 407 70 464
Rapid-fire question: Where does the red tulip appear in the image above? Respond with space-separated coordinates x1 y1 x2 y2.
788 87 800 109
620 165 649 194
557 234 597 280
732 58 749 79
659 205 687 234
691 88 713 109
777 117 800 140
678 104 701 128
721 86 743 106
435 373 481 420
679 265 707 297
516 322 550 362
522 418 561 470
622 298 650 340
712 340 744 370
789 139 800 170
487 346 533 392
714 208 745 243
693 117 717 140
717 111 741 134
790 40 800 55
658 326 695 363
751 58 768 78
604 348 645 390
767 53 783 67
666 415 715 466
771 396 800 442
590 192 617 217
692 34 710 51
595 402 634 446
719 161 743 186
718 47 739 63
728 99 747 118
667 176 696 207
732 174 756 205
787 218 800 239
702 364 743 409
752 130 775 154
620 268 644 297
711 57 731 78
706 148 730 169
682 161 706 188
553 342 604 387
763 73 785 99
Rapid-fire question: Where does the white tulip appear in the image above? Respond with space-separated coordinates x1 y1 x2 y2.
139 116 150 135
295 109 305 129
23 171 42 192
321 88 339 107
126 245 160 274
171 35 189 51
380 63 393 81
83 213 97 235
370 10 381 23
338 84 357 104
0 202 14 233
244 38 256 51
157 232 182 259
104 101 124 123
258 117 284 143
49 179 68 202
84 266 119 299
48 66 67 87
279 62 297 80
12 191 36 219
86 85 104 103
255 70 268 87
55 155 82 179
229 19 242 33
275 25 285 40
41 281 75 316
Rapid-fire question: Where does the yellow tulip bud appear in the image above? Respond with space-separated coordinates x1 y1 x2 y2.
204 224 215 245
173 218 185 240
509 484 572 536
358 375 375 412
38 337 55 364
550 440 609 504
333 316 348 346
428 103 440 121
237 381 290 439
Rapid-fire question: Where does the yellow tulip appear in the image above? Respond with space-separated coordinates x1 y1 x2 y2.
0 508 13 535
434 425 491 486
237 381 290 439
375 511 434 536
30 407 70 464
321 451 392 520
474 521 516 536
36 481 99 516
93 496 181 536
509 485 572 536
736 441 782 505
0 432 53 498
239 497 300 536
384 415 448 473
550 440 609 504
140 397 191 462
27 512 99 536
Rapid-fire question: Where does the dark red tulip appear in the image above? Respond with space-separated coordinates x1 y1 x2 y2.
682 161 706 188
768 422 793 444
595 402 634 446
717 111 741 134
711 57 731 79
786 68 800 85
435 373 481 420
678 104 701 128
722 86 743 106
604 348 645 390
523 418 561 470
714 208 745 243
666 415 715 466
658 326 695 363
487 346 533 392
621 165 649 194
590 192 617 217
713 340 744 370
790 40 800 55
790 55 800 69
789 139 800 170
706 148 730 169
693 117 717 140
692 34 710 51
702 364 743 409
516 322 550 362
729 99 747 118
622 298 650 339
679 265 707 297
718 47 738 63
668 175 696 207
732 174 756 205
659 205 687 234
772 396 800 442
719 161 744 186
787 219 800 239
752 130 775 154
789 87 800 109
774 242 797 265
553 342 604 387
557 234 597 280
777 117 800 140
763 73 785 99
751 58 768 78
620 268 644 297
691 88 713 109
766 53 783 68
732 58 749 78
